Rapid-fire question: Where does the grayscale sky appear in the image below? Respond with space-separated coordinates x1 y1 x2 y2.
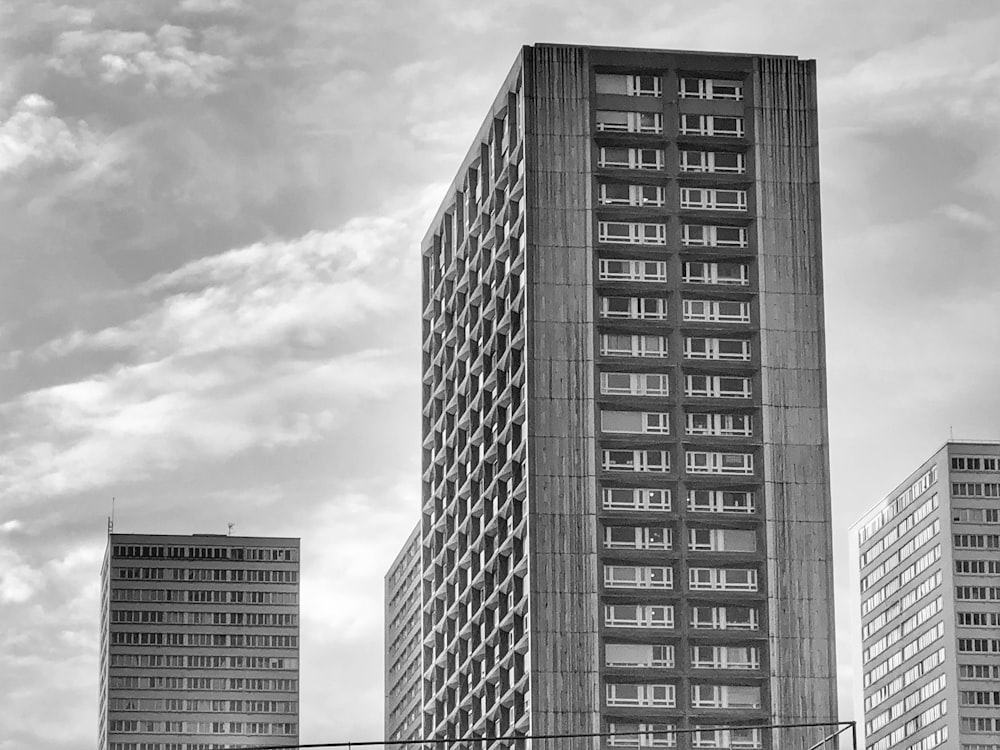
2 1 999 748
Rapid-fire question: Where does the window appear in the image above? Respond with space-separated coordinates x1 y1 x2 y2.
680 114 745 137
952 482 1000 497
604 565 673 589
596 110 664 133
960 664 1000 680
689 529 757 553
684 337 751 361
954 508 1000 524
682 224 748 247
683 262 750 286
600 259 668 282
600 221 667 245
952 455 1000 471
601 372 670 396
688 490 756 514
601 296 669 320
599 147 665 170
680 150 746 174
683 299 751 323
679 78 743 101
685 375 752 399
955 534 1000 549
686 451 754 476
689 567 757 591
607 722 677 748
606 643 675 668
602 410 670 434
691 646 760 670
599 183 666 207
604 526 672 550
692 727 762 749
601 334 668 358
603 449 670 473
606 683 675 707
605 604 674 629
680 188 747 211
596 74 662 97
691 685 762 709
691 606 758 630
602 487 672 512
685 413 752 437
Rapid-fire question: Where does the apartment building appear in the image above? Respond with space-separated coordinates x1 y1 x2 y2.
385 524 423 745
405 43 838 750
851 441 1000 750
99 533 300 750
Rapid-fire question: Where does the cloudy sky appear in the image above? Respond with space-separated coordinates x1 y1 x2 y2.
1 0 999 747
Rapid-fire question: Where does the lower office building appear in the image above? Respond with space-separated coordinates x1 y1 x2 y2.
99 533 300 750
385 524 423 744
850 441 1000 750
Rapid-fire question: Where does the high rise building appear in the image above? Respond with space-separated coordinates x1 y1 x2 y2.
385 524 423 745
411 43 838 750
850 441 1000 750
99 533 300 750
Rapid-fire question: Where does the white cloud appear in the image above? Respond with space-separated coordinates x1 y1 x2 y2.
822 15 1000 126
1 204 431 503
0 519 23 533
936 203 995 231
0 94 99 175
50 25 235 96
178 0 246 12
0 548 43 603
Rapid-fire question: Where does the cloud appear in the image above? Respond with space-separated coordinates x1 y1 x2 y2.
50 25 236 96
1 204 430 504
936 203 995 231
0 548 43 603
823 14 1000 127
0 94 99 175
0 519 24 533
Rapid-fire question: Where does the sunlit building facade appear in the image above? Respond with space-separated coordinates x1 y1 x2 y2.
411 43 838 750
851 441 1000 750
99 533 299 750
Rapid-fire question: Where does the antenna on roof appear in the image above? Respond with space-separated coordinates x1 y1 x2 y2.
950 425 954 440
227 522 235 536
108 497 116 534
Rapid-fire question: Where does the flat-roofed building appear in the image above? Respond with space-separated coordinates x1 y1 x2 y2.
385 524 422 746
850 441 1000 750
99 533 300 750
411 43 838 750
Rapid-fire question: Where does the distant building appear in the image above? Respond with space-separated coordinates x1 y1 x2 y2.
410 43 838 750
850 441 1000 750
99 533 300 750
384 524 422 745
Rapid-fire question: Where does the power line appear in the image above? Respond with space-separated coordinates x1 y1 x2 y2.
231 719 857 750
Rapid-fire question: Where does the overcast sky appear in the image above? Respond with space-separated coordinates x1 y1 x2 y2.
2 0 1000 748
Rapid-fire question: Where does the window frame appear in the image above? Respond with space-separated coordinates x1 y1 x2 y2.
600 372 670 396
599 221 668 246
679 78 744 101
596 110 664 133
679 114 746 138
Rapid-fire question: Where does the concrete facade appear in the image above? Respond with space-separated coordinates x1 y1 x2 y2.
851 441 1000 750
385 524 423 745
413 44 837 750
99 533 299 750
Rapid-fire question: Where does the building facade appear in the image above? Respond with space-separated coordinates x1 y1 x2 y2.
99 533 300 750
414 44 837 750
385 524 423 744
850 441 1000 750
